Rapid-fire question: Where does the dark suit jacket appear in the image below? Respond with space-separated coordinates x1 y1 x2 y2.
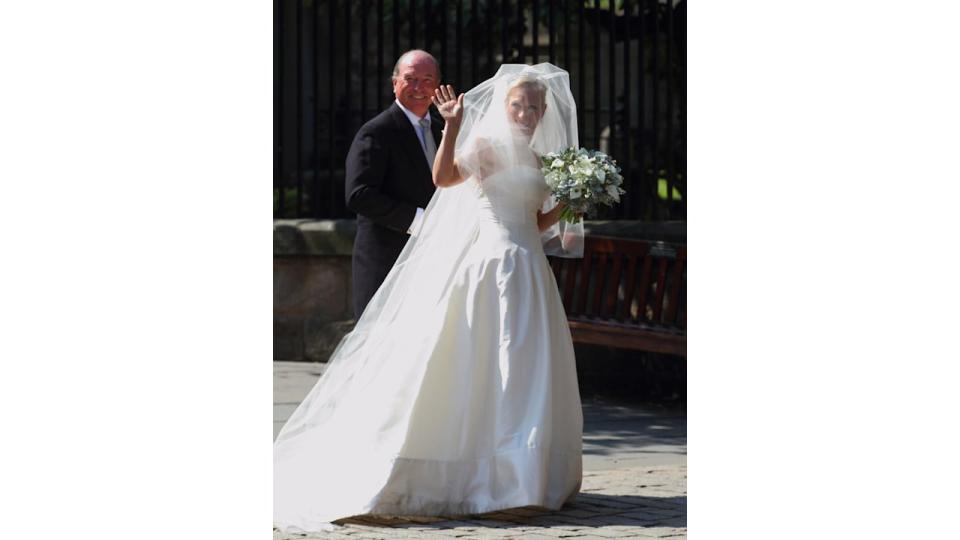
345 102 443 318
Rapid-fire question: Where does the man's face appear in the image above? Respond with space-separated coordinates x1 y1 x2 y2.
392 55 439 117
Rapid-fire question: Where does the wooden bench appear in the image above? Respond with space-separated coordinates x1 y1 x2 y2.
548 235 686 357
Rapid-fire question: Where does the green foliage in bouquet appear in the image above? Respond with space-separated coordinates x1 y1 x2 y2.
541 147 626 223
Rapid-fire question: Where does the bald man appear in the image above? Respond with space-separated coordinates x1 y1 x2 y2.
345 50 445 318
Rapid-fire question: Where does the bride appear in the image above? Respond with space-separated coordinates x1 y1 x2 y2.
274 63 585 532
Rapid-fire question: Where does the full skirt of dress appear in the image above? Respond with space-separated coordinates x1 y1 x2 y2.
273 215 583 532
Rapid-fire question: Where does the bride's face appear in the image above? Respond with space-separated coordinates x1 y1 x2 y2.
505 86 546 134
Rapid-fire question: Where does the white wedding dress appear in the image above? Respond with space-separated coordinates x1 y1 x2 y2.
273 163 584 531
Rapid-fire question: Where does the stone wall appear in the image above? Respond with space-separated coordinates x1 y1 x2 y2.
274 218 685 362
274 220 358 361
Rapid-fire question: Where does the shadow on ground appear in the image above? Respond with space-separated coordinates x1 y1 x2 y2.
575 344 686 407
581 398 686 467
331 494 687 531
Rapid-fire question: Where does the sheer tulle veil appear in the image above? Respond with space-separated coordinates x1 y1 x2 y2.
274 63 583 528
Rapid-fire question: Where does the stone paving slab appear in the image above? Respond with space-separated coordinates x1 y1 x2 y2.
274 466 686 539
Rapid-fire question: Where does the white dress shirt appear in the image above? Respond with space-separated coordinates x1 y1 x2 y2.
395 99 431 236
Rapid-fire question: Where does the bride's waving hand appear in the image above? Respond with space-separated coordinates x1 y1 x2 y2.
432 85 465 187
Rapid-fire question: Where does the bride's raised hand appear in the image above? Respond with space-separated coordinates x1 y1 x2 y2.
432 85 464 129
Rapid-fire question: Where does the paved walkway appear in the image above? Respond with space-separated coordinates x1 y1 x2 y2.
273 362 687 539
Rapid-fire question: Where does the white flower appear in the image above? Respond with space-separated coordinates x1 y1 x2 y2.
551 158 564 168
606 184 621 203
575 161 594 176
570 188 581 200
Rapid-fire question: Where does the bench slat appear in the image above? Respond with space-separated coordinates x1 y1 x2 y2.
591 251 609 316
562 257 577 312
664 246 686 326
568 320 687 356
634 254 653 323
603 252 624 318
573 252 593 316
652 258 669 323
618 254 639 321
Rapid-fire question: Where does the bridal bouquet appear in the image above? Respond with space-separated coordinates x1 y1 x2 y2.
541 147 625 223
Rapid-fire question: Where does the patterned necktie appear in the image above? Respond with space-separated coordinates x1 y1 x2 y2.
419 117 437 168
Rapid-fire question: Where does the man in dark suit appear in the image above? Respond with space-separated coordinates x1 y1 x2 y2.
345 50 444 318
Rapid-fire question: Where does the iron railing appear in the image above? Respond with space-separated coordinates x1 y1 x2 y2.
275 0 685 221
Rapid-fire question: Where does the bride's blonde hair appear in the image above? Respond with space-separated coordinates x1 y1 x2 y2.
506 75 547 106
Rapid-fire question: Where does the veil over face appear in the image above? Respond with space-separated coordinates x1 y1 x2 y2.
454 63 584 257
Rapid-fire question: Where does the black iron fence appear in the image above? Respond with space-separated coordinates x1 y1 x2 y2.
275 0 685 221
